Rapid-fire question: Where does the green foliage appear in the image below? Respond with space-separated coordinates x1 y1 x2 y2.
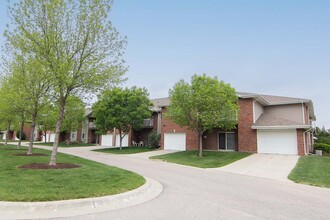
60 96 85 133
167 74 239 156
16 131 26 140
93 87 152 147
5 0 127 164
148 132 161 148
315 127 330 145
314 143 330 154
168 74 238 133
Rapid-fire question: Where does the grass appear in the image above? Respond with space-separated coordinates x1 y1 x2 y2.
288 155 330 188
94 146 157 154
150 150 251 168
0 144 145 201
33 142 97 147
0 139 29 142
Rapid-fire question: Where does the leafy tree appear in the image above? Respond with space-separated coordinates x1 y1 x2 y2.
93 87 152 149
0 76 22 147
60 96 85 144
167 74 239 157
6 0 126 165
37 104 57 143
315 126 330 145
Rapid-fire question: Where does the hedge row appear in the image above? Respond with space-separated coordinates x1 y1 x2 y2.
314 143 330 154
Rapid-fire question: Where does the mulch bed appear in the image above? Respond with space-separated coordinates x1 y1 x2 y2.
19 163 81 169
14 153 48 156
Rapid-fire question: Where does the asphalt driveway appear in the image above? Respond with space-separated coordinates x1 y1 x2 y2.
212 154 300 182
30 146 330 219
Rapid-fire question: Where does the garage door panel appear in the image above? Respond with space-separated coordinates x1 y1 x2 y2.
101 134 113 147
164 133 186 151
257 130 297 155
115 134 128 147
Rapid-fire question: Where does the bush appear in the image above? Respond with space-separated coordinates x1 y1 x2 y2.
148 132 161 149
314 143 330 154
16 131 26 140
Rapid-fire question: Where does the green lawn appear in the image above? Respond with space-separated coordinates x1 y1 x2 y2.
150 150 251 168
94 146 157 154
0 144 145 201
288 155 330 188
0 139 29 142
34 142 97 147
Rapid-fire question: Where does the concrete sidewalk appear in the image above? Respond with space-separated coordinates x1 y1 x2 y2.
210 154 299 182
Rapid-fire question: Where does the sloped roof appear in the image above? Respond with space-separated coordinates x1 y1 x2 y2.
254 114 303 126
151 97 170 108
252 114 311 129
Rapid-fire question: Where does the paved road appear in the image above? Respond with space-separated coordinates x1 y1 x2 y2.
38 146 330 220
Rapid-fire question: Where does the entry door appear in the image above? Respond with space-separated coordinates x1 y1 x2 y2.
219 132 235 150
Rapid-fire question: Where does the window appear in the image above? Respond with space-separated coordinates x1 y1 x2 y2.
219 132 235 151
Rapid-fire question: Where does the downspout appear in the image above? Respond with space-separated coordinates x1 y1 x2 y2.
303 127 313 155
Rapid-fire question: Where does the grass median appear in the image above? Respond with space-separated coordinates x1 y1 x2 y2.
0 144 145 201
288 155 330 188
33 142 97 147
94 146 157 154
150 150 251 168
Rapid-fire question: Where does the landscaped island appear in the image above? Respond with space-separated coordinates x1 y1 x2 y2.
0 144 145 201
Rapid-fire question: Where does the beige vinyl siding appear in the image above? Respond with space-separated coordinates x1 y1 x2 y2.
264 104 303 124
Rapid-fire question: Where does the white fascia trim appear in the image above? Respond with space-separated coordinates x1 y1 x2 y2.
251 125 311 130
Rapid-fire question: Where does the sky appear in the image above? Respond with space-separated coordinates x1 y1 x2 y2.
0 0 329 128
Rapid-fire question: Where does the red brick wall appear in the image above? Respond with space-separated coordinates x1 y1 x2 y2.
160 108 199 150
203 129 238 150
237 98 257 153
297 129 305 156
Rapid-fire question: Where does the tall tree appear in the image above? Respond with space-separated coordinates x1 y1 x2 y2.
167 74 239 157
6 0 126 165
60 96 85 144
8 55 52 154
93 87 152 149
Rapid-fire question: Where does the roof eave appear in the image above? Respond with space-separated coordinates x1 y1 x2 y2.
251 125 311 130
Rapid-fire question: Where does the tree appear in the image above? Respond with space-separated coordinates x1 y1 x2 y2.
0 76 23 147
37 103 57 143
7 55 52 154
6 0 126 165
93 87 152 149
167 74 239 157
60 96 85 144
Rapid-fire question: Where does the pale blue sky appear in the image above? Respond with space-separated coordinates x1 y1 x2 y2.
1 0 329 128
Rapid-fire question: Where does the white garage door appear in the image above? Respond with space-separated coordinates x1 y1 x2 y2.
101 134 113 147
115 134 128 147
257 130 298 155
42 133 56 142
164 133 186 151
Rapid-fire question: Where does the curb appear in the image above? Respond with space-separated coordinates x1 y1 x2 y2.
0 177 163 220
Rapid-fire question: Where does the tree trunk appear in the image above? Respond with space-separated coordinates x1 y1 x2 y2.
5 121 11 146
27 113 37 155
119 130 122 150
18 119 25 149
49 97 66 165
198 132 203 157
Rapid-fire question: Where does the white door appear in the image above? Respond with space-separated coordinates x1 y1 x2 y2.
101 134 113 147
164 133 186 151
46 133 56 142
257 129 298 155
115 134 128 147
